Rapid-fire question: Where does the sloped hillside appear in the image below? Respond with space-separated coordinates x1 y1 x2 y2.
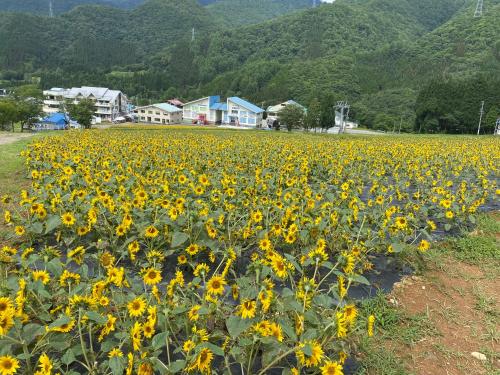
206 0 313 26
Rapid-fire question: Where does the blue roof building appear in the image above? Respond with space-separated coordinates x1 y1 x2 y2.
183 96 264 127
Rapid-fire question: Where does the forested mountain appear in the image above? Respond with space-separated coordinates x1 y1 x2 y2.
0 0 144 15
206 0 313 26
0 0 498 133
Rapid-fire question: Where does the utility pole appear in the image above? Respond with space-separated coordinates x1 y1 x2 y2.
192 27 195 42
477 101 485 135
49 0 54 17
474 0 483 17
335 101 350 134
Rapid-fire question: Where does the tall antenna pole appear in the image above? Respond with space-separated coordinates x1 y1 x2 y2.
49 0 54 17
191 27 195 42
474 0 483 17
335 101 350 134
477 100 485 135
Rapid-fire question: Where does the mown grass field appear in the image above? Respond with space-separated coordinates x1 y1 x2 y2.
0 128 498 375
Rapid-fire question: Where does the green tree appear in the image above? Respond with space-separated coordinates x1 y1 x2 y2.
304 98 320 132
17 100 42 132
279 104 304 132
484 106 499 134
67 99 95 129
373 113 396 132
0 100 18 131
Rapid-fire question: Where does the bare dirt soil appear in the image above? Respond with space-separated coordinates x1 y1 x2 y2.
0 132 34 145
389 258 500 375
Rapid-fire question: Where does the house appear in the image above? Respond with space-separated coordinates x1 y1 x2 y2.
134 103 183 124
266 100 307 122
167 99 185 108
43 86 129 122
0 89 8 97
183 96 264 126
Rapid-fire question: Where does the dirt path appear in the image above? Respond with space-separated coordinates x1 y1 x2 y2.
389 258 500 374
0 132 35 145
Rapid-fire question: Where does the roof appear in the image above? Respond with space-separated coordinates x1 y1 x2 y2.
167 99 185 106
210 102 228 111
183 96 221 107
135 103 182 113
228 97 264 114
267 100 307 113
44 86 124 101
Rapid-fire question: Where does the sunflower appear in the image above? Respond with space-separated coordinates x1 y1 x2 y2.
206 275 226 296
32 270 51 285
14 226 25 236
142 268 162 286
177 254 187 264
320 361 344 375
61 212 76 226
367 315 375 337
258 238 272 251
188 305 201 322
193 263 210 278
296 340 324 367
108 348 123 358
238 300 256 319
128 241 140 260
336 311 347 338
445 210 454 219
343 304 358 327
115 224 127 237
418 239 430 252
144 225 159 238
191 348 213 374
0 356 19 375
0 298 13 314
36 353 52 374
186 243 200 256
127 297 147 317
183 339 196 353
0 314 14 336
270 255 288 279
131 321 142 351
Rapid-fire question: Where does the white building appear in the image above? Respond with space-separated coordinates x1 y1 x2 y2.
266 100 307 122
183 96 264 126
43 86 129 122
134 103 183 124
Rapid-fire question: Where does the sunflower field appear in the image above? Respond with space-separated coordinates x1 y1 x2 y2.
0 128 498 375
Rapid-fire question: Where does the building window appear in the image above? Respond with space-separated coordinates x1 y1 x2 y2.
154 118 161 122
141 110 145 113
155 111 160 115
231 109 238 114
148 110 153 114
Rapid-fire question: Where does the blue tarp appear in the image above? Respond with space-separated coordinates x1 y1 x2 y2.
41 113 68 130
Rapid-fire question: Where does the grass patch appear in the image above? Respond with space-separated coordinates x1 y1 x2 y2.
451 236 499 263
360 293 436 346
355 337 410 375
355 293 437 374
0 137 33 196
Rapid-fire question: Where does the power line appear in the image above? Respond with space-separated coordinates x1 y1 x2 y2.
474 0 483 17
